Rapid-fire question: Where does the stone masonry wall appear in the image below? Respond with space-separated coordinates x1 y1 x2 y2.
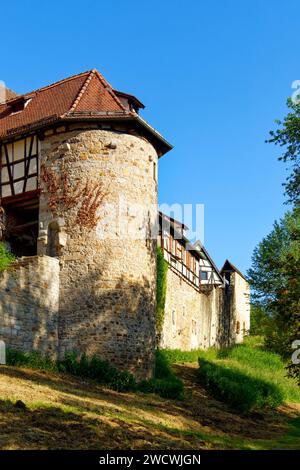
0 256 60 358
38 128 158 380
231 272 250 344
160 267 222 350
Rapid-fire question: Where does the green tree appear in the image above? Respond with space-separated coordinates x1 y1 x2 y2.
248 209 300 382
268 98 300 206
250 303 272 336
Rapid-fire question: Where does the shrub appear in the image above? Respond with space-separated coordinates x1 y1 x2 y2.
5 348 183 399
137 350 184 399
216 336 300 403
57 353 136 392
6 348 57 371
198 358 283 412
0 242 15 272
138 377 183 399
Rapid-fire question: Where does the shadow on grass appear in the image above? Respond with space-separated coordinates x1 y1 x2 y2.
0 364 293 448
198 358 284 413
0 398 102 449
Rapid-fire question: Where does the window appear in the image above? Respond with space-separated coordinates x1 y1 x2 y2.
176 242 183 260
186 251 191 269
163 233 170 251
172 309 176 326
192 319 197 335
153 161 157 181
171 236 176 255
236 321 240 335
201 271 208 281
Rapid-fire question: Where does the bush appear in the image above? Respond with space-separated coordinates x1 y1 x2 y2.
198 358 283 412
216 336 300 403
5 348 184 399
58 353 136 392
0 242 15 272
6 348 57 371
6 348 135 392
137 350 184 399
138 377 183 399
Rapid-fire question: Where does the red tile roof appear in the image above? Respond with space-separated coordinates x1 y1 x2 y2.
0 70 128 138
0 69 172 156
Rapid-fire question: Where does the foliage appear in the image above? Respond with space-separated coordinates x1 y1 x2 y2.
161 347 217 364
138 350 184 399
198 358 283 412
197 337 300 411
57 353 136 392
0 242 15 272
6 348 184 399
156 247 168 339
268 98 300 206
6 348 57 371
249 303 272 336
247 209 300 381
160 337 300 410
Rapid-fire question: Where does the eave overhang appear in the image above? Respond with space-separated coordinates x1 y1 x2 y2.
0 112 172 157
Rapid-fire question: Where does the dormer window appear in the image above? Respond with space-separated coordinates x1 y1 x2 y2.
8 96 32 115
113 89 145 114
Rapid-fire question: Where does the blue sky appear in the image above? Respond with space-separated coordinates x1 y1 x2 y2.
1 0 298 274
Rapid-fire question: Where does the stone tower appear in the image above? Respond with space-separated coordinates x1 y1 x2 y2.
0 70 171 380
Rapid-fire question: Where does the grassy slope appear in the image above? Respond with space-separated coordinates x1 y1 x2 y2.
0 348 300 449
164 336 300 404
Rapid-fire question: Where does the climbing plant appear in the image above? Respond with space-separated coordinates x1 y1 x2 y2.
40 164 108 229
0 242 15 272
156 247 168 340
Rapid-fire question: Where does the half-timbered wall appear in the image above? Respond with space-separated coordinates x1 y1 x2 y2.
160 230 222 290
0 135 39 198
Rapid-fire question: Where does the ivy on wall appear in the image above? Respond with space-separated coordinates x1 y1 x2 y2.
0 242 15 272
156 247 168 340
41 164 108 229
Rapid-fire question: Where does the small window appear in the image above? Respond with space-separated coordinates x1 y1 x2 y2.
171 237 176 255
192 319 197 335
153 161 157 181
201 271 208 281
236 321 240 335
172 309 176 326
176 242 183 259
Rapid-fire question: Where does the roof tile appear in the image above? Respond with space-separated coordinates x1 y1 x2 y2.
0 70 126 138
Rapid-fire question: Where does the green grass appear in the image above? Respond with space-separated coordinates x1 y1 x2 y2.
6 348 183 399
161 347 218 364
217 336 300 403
139 350 184 399
198 358 283 412
0 242 15 272
161 336 300 412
